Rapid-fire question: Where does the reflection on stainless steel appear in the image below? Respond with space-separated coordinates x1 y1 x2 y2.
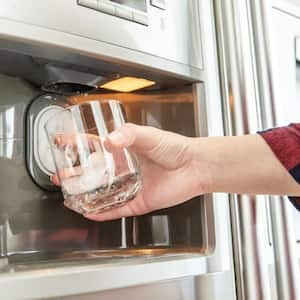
121 218 127 249
0 106 14 139
0 74 37 140
132 217 138 246
0 221 7 257
0 139 17 159
252 1 300 299
0 0 237 298
151 215 170 246
268 197 300 300
3 247 207 269
214 0 273 299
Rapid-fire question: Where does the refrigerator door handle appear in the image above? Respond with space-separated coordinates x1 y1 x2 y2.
269 196 300 300
214 0 272 299
295 37 300 63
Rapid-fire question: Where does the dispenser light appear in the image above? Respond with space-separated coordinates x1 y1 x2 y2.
100 76 155 92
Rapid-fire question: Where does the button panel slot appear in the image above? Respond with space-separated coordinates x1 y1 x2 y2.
78 0 149 25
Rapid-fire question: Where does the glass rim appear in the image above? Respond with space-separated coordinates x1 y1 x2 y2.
44 99 122 129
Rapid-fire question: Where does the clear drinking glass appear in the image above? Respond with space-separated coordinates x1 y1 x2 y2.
44 100 141 215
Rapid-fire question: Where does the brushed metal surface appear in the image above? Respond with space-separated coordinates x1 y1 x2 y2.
214 0 276 299
50 275 198 300
0 0 236 299
0 20 202 82
0 74 37 139
0 0 202 70
0 256 207 299
265 5 300 299
44 271 234 300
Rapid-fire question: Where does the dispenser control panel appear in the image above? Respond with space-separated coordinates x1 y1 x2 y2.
78 0 166 25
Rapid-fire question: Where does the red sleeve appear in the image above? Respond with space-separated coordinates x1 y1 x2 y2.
258 123 300 210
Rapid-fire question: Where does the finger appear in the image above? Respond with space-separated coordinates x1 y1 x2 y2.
51 166 83 186
55 133 102 151
84 204 135 221
50 174 60 186
106 123 164 154
84 194 147 221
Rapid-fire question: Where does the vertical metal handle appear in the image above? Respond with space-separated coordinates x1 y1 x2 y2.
269 196 300 300
250 1 300 299
214 0 272 299
295 37 300 63
0 219 8 269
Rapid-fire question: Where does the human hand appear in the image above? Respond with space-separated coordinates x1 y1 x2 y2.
51 123 212 221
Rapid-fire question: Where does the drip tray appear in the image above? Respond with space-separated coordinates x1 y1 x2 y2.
8 246 207 264
1 248 206 275
3 198 210 268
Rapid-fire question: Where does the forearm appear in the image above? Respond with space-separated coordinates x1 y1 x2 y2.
191 134 300 196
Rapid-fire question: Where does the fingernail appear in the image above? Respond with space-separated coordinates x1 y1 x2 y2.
108 131 126 145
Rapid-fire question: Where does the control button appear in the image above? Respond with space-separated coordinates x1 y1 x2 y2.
115 7 133 21
98 1 115 15
78 0 98 10
133 12 148 25
150 0 166 10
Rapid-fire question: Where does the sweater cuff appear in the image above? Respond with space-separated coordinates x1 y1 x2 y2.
258 124 300 210
258 124 300 185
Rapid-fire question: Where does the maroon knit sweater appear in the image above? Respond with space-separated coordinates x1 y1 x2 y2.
259 123 300 210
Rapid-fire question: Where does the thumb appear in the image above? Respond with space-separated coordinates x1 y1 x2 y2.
106 123 163 154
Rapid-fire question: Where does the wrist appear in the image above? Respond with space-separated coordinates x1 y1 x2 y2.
187 137 218 195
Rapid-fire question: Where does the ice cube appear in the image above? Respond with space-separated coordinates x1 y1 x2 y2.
62 151 111 195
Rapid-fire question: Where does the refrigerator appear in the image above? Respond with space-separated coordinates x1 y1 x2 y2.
0 0 299 299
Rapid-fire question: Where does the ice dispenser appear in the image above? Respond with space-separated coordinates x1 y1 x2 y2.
0 42 214 268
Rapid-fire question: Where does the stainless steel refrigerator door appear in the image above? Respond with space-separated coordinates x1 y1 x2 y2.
270 2 300 298
213 0 300 299
0 1 236 299
249 1 300 299
0 0 203 78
